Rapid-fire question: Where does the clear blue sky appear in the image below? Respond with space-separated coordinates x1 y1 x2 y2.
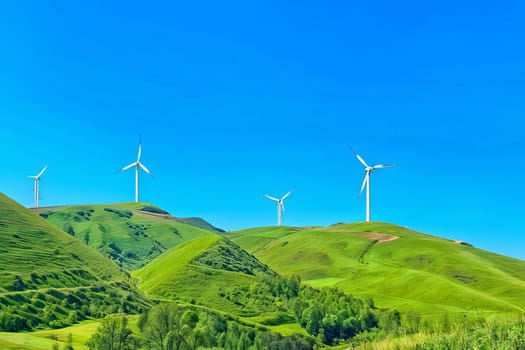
1 1 524 260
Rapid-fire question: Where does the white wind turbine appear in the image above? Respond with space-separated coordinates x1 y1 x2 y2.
352 149 394 222
28 165 47 208
119 138 153 202
265 191 292 226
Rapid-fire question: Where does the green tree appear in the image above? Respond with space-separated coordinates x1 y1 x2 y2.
86 314 136 350
142 304 201 350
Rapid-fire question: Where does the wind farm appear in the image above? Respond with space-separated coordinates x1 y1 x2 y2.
1 1 524 349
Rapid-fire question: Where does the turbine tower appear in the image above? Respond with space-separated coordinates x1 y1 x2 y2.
119 138 153 202
28 165 47 208
352 149 394 222
265 191 292 226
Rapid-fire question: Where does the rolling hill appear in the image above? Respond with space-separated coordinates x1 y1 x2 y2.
34 203 218 271
226 222 525 316
0 193 149 331
4 192 524 348
132 234 279 317
131 233 391 345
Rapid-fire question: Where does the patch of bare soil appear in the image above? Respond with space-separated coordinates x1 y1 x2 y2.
362 232 399 243
451 240 473 247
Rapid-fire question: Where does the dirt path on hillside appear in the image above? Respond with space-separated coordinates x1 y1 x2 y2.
362 232 399 243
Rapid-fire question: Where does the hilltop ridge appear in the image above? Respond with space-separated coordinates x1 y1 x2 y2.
34 202 219 271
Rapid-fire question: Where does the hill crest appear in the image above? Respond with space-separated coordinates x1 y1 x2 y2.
34 202 219 271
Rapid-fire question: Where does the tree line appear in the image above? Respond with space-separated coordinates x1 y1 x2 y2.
87 305 314 350
86 273 402 349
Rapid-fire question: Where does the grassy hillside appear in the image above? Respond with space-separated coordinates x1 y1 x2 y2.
35 203 216 271
226 222 525 316
0 193 148 330
132 233 398 346
133 235 278 317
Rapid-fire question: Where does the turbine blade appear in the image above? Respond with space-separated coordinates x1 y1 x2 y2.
37 165 48 178
351 148 369 168
119 162 136 172
281 201 285 212
265 194 279 201
137 143 142 162
372 164 395 169
358 174 368 197
281 191 292 200
139 162 153 176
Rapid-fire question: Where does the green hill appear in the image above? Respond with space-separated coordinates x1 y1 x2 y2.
0 193 149 331
226 222 525 316
133 235 278 317
34 203 216 271
132 233 395 346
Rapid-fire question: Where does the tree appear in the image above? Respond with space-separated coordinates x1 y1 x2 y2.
142 304 202 350
86 314 137 350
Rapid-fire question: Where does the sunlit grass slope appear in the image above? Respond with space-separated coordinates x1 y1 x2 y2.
0 193 148 330
35 203 216 271
0 315 140 350
0 193 124 290
227 222 525 315
0 331 65 350
133 234 281 318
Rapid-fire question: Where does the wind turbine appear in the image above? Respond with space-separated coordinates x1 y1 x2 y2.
119 138 153 202
265 191 292 226
352 149 394 222
28 165 47 208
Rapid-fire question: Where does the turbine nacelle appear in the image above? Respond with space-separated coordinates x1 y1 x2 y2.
364 164 394 173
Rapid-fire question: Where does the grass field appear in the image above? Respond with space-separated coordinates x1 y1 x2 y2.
227 222 525 316
0 320 99 349
0 315 141 350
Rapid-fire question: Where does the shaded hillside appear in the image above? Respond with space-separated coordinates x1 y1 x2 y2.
0 193 149 330
226 222 525 315
176 216 225 233
35 203 215 271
